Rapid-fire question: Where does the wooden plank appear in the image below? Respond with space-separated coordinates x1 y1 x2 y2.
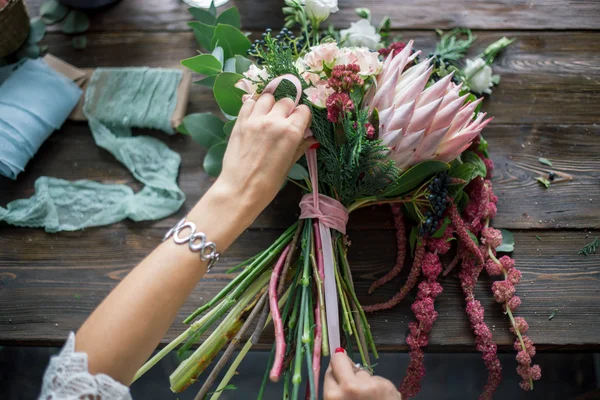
0 228 598 350
33 30 600 125
1 123 598 230
24 0 600 31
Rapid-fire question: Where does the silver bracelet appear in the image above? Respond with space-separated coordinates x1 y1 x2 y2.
163 217 221 271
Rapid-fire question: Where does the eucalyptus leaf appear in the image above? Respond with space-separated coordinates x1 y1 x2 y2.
538 157 552 167
188 7 216 25
535 176 550 188
234 55 252 74
181 54 222 76
182 113 226 149
208 0 217 17
71 35 87 50
288 163 309 180
212 46 225 66
62 10 90 34
188 21 216 51
216 7 241 29
28 18 46 44
383 160 450 198
211 24 252 59
223 120 236 136
204 142 227 177
496 229 515 252
176 123 189 134
461 151 487 177
40 0 69 24
194 75 217 88
213 72 245 116
224 57 236 72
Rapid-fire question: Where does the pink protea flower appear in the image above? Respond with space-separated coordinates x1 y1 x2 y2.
369 40 493 169
328 63 364 92
326 92 354 123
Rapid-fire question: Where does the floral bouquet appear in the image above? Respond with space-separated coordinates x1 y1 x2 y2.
134 1 539 399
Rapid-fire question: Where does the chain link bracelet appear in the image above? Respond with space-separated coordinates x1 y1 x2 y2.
163 217 221 271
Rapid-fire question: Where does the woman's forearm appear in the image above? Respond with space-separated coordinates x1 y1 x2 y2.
75 180 257 384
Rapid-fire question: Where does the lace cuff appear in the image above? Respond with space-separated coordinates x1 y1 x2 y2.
39 332 132 400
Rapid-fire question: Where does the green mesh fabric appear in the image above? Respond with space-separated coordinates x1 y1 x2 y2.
0 67 186 232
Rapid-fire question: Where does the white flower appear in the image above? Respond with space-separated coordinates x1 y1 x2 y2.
340 19 381 49
334 47 383 77
304 82 334 108
235 64 269 101
303 0 338 22
464 58 498 95
243 64 269 82
303 42 339 72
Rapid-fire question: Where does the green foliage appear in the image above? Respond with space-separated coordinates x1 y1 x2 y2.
211 24 251 59
216 7 241 29
538 157 552 167
71 35 87 50
535 176 550 188
204 142 227 177
223 120 236 136
431 217 451 238
434 28 476 62
382 160 450 198
28 19 46 44
181 113 226 149
188 21 216 50
188 7 216 25
579 237 599 256
62 10 89 34
233 55 253 74
288 163 309 180
181 54 223 76
496 229 515 252
355 8 371 20
40 0 68 24
478 135 489 158
194 75 217 87
213 72 245 116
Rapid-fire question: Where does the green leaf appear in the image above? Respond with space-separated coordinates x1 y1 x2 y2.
431 217 451 239
223 120 236 136
355 7 371 20
224 57 236 72
536 235 542 241
216 7 241 29
62 10 90 34
467 229 479 246
28 18 46 44
181 54 222 76
208 0 217 17
15 44 40 59
188 21 216 51
478 135 489 158
234 55 252 74
538 157 552 167
535 176 550 188
204 142 227 177
212 46 225 65
176 123 189 134
208 384 237 396
455 190 469 212
211 24 252 59
383 160 450 197
40 0 69 24
194 75 217 88
71 35 87 50
288 163 309 180
462 151 487 178
403 202 420 224
213 72 245 116
496 229 515 252
182 113 226 148
409 226 418 257
188 7 216 25
548 311 556 320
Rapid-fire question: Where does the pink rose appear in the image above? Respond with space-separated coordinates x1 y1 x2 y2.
243 64 269 82
304 42 339 71
304 81 334 108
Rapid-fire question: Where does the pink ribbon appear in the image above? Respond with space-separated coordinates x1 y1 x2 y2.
260 74 347 351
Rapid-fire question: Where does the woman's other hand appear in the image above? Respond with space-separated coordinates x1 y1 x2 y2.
324 349 402 400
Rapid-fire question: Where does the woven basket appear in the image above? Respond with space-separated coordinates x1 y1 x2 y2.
0 0 30 57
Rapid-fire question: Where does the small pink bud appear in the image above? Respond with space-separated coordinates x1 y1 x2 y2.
499 255 515 271
485 259 503 276
511 316 529 334
492 280 516 303
505 296 521 311
530 364 542 380
507 268 522 285
516 350 531 366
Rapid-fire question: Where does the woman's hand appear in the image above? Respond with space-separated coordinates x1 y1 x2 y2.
324 350 402 400
216 94 314 224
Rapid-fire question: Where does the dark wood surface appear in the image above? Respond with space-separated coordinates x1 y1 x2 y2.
1 0 599 351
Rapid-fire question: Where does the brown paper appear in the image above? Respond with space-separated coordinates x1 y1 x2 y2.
43 54 191 129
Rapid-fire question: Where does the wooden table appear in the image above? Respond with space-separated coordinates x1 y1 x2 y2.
1 0 599 354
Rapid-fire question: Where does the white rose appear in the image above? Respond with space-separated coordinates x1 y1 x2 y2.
340 19 381 50
464 58 498 95
334 47 383 77
303 0 338 22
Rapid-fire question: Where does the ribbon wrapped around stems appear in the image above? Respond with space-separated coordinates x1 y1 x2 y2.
261 74 348 352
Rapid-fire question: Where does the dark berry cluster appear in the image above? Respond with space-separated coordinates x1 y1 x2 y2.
428 53 460 84
420 172 451 236
247 27 306 64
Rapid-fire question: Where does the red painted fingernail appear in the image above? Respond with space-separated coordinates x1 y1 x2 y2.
335 347 345 354
309 142 320 150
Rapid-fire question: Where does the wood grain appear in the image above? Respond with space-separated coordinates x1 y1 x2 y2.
0 227 598 350
24 0 600 31
1 123 598 230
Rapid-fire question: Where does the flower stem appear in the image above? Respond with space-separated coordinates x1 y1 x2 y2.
268 244 292 382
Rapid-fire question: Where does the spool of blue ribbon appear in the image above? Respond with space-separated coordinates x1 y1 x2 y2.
0 58 83 179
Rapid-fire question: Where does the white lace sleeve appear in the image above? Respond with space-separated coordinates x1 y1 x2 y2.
39 332 133 400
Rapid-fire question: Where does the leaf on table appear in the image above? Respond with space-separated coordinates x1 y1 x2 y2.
496 229 515 252
62 10 90 34
182 113 226 149
536 235 542 241
578 237 599 256
535 176 550 188
71 35 87 50
548 310 557 320
538 157 553 167
204 142 227 177
40 0 69 24
28 18 46 44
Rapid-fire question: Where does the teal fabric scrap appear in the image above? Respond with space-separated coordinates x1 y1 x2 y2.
0 66 186 232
